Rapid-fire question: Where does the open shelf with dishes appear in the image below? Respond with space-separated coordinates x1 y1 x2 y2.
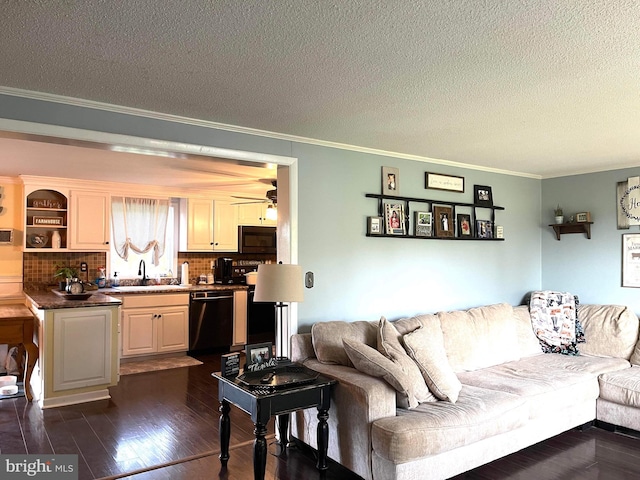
25 189 68 249
365 193 505 241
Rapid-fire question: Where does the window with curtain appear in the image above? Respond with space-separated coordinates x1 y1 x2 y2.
110 197 177 279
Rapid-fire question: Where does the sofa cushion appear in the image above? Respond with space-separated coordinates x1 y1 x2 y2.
599 366 640 408
513 305 543 357
371 385 528 461
403 324 462 403
579 304 639 360
456 354 623 419
438 303 520 372
312 320 377 367
343 338 436 409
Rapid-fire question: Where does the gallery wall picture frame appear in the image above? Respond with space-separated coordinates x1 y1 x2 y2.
473 185 493 207
456 213 472 237
425 172 465 193
382 166 400 195
414 211 432 237
476 220 493 239
622 233 640 287
367 216 383 235
433 205 454 238
384 203 406 235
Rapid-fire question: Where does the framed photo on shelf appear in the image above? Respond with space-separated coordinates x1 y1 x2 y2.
476 220 493 239
576 212 591 223
414 211 432 237
473 185 493 207
384 203 406 235
382 166 400 196
456 213 472 237
433 205 454 238
367 216 383 235
425 172 465 193
245 342 276 372
622 234 640 287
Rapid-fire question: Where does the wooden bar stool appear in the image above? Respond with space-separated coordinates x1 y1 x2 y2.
0 304 38 401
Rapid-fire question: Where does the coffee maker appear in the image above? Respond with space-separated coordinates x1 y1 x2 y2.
215 257 233 284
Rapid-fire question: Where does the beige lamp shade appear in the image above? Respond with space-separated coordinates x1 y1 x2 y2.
254 264 304 303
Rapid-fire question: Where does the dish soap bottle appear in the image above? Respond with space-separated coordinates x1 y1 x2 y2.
112 272 119 287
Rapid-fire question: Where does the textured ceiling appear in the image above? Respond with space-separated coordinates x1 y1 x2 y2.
1 1 640 178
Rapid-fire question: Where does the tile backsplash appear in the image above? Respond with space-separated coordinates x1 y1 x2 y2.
23 251 276 287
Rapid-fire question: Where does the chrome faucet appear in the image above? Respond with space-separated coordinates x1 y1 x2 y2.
138 259 148 285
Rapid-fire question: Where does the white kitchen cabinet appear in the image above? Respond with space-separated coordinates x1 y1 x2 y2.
120 293 189 357
69 190 110 250
29 303 120 409
180 198 238 251
237 203 277 226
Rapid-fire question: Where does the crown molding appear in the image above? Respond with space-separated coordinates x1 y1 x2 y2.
0 86 540 180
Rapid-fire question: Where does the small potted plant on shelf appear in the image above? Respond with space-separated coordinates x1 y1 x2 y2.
554 205 564 224
54 265 79 291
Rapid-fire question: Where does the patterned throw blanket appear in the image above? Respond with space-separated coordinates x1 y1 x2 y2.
529 290 585 355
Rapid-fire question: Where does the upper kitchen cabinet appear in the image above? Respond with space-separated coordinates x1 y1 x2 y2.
179 198 238 252
22 178 111 252
69 190 110 251
237 203 277 226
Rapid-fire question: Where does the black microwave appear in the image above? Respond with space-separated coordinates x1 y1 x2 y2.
238 226 277 254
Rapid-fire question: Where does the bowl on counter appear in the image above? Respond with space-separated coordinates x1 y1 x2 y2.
245 271 258 285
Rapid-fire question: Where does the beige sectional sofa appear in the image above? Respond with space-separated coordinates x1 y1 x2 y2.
290 302 640 480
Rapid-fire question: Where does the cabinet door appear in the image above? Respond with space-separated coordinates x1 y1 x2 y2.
69 190 110 250
122 309 157 357
52 308 115 391
157 306 189 353
233 290 248 347
186 199 214 250
237 203 264 226
212 200 238 251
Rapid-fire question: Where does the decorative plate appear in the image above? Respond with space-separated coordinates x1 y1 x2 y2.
27 233 48 248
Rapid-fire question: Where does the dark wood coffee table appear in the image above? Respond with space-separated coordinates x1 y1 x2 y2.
213 366 336 480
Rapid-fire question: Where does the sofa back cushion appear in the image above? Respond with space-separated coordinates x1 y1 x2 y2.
438 303 520 372
311 320 377 367
576 304 639 360
513 305 543 357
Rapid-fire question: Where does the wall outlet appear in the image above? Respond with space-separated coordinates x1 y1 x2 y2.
80 262 88 272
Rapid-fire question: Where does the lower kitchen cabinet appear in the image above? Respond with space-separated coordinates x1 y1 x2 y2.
30 304 120 409
120 294 189 358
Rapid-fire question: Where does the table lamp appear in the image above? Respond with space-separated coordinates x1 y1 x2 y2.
254 263 304 362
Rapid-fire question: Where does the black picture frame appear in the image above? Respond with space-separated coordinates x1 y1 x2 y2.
473 185 493 207
476 220 493 239
456 213 472 237
245 342 276 372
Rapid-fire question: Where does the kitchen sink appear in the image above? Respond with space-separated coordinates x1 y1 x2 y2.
114 285 189 292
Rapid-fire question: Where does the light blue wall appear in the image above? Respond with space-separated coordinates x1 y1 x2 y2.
1 94 542 331
542 168 640 316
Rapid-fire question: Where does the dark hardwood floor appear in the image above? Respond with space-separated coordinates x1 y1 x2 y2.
0 353 639 479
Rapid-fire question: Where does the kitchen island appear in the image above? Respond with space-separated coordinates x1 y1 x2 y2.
24 288 122 408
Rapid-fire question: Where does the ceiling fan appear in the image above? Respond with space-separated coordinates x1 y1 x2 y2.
232 180 277 205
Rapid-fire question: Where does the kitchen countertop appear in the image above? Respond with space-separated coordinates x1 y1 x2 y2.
24 283 249 310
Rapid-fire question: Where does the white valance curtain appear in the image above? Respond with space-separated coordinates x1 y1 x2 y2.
111 197 170 266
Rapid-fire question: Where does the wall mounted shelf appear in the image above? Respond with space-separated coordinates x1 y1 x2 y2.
549 222 593 240
366 193 505 241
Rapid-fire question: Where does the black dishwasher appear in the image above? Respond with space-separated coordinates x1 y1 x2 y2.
189 291 234 354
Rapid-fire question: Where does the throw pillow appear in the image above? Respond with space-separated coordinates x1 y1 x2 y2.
403 325 462 403
343 338 435 409
311 320 377 367
376 317 435 405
